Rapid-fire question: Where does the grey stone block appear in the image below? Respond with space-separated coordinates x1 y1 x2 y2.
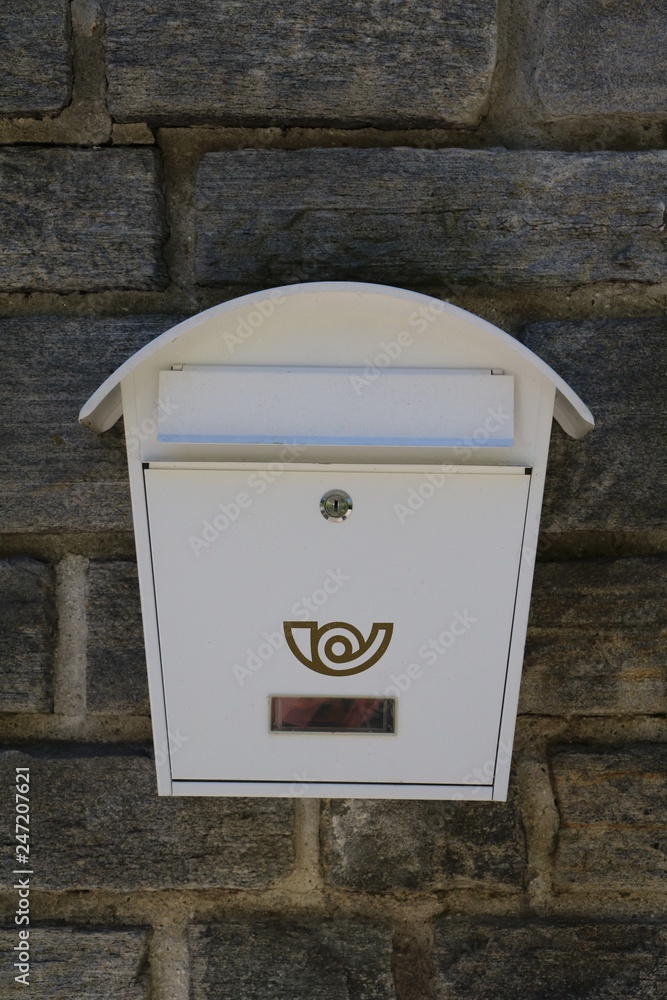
521 557 667 716
195 149 667 288
0 316 181 533
522 319 667 532
433 919 667 999
0 560 55 713
550 746 667 892
0 926 148 998
189 919 395 999
322 793 525 891
87 561 149 715
536 0 667 117
0 149 167 291
0 1 71 115
0 749 295 890
104 0 497 128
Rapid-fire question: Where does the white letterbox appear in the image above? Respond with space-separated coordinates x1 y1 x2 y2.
80 282 593 800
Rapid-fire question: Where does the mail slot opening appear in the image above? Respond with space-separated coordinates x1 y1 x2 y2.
270 696 396 733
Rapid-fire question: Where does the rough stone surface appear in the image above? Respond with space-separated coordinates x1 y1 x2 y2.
433 919 667 998
0 1 71 115
189 919 396 999
536 0 667 117
0 149 167 291
0 926 148 998
0 0 664 995
550 746 667 892
0 559 55 713
0 749 294 889
520 557 667 716
104 0 497 127
195 149 667 287
0 316 181 533
87 560 149 715
522 319 667 532
322 792 526 891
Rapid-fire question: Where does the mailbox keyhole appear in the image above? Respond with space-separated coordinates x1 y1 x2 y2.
320 489 353 521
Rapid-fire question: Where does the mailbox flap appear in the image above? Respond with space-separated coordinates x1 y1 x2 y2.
156 366 514 447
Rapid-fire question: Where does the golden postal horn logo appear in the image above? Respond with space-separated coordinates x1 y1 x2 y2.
283 621 394 677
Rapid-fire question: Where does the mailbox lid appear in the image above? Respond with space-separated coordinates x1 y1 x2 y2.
156 366 514 447
145 463 530 787
80 282 594 443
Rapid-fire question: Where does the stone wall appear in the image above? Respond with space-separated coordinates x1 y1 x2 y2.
0 1 665 997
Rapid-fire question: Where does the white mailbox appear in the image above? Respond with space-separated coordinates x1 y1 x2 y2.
80 282 593 801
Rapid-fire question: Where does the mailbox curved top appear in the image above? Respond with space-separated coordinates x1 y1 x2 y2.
80 281 593 438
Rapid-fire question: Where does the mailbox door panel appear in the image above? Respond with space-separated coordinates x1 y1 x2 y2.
145 467 530 786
